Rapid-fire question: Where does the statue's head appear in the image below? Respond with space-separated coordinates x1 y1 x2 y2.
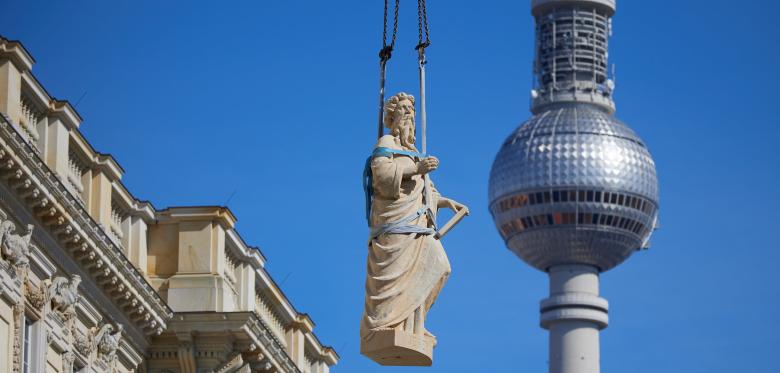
384 92 416 149
0 221 14 234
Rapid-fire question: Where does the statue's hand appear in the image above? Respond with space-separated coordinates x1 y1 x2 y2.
440 198 470 215
416 156 439 175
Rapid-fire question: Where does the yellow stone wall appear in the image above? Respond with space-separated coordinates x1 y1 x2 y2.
46 345 62 372
0 299 12 373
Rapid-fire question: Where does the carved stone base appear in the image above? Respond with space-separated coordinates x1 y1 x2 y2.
360 329 436 366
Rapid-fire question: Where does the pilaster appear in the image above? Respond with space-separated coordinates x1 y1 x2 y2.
127 217 148 274
238 263 255 312
285 316 313 368
0 60 22 125
88 171 113 229
44 117 69 180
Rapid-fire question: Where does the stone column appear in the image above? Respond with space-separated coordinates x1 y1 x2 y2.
541 265 608 373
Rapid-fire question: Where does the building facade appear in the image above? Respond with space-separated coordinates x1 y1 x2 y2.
0 36 338 373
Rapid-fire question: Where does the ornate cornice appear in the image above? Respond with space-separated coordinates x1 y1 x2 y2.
0 37 34 72
159 312 301 373
0 113 172 337
245 311 301 373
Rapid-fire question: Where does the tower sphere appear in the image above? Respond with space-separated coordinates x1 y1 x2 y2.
488 104 659 272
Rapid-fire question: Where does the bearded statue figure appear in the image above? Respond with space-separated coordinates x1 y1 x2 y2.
360 92 467 366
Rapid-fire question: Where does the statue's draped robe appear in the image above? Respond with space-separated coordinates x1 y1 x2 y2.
360 135 451 341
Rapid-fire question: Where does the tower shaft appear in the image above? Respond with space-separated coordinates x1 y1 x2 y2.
541 265 608 373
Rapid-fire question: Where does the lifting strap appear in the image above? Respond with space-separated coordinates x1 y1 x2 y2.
363 147 428 222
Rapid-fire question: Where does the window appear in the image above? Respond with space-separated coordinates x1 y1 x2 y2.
23 318 35 373
494 189 655 216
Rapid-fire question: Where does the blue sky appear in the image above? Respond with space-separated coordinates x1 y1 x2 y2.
3 0 779 371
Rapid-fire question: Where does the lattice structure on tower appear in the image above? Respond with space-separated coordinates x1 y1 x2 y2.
531 0 616 113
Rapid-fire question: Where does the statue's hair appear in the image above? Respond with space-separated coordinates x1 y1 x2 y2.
383 92 415 130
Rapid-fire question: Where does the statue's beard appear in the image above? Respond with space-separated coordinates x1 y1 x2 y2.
397 116 416 150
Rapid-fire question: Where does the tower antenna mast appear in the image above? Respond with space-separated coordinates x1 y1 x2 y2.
488 1 660 372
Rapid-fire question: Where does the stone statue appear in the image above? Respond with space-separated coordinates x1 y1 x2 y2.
0 220 33 268
49 274 81 319
94 323 123 364
360 92 468 366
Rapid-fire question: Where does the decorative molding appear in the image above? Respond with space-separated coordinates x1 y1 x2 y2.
25 278 46 310
0 113 172 337
245 312 301 373
12 301 22 373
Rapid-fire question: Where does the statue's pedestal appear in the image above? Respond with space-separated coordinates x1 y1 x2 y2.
361 329 436 366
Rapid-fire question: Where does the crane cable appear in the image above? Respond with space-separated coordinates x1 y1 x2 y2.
414 0 435 225
376 0 431 140
377 0 400 140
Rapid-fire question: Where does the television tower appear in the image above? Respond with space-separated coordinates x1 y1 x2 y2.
488 1 659 373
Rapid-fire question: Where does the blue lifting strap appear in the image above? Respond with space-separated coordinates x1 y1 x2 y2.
363 147 427 223
369 207 436 239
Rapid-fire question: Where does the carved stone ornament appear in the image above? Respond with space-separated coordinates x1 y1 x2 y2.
73 327 93 356
12 303 22 373
93 323 123 365
49 274 81 320
62 351 76 373
26 279 47 310
0 219 34 271
360 92 469 366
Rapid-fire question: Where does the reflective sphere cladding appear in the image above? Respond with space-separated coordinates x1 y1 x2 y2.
488 105 659 272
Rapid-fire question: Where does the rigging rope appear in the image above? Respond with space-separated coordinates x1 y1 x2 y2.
377 0 400 140
416 0 430 51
